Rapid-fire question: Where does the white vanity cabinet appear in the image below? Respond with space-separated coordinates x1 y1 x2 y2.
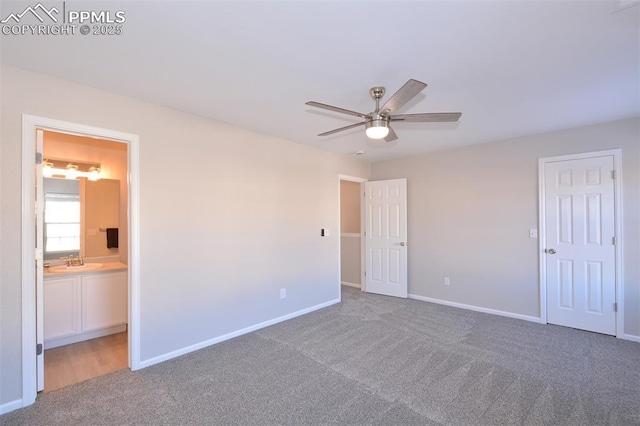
82 272 127 332
44 267 127 349
43 276 79 341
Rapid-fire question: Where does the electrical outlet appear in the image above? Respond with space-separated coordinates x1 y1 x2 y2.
280 288 286 299
444 277 450 286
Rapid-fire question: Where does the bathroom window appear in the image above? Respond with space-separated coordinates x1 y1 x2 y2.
44 192 80 259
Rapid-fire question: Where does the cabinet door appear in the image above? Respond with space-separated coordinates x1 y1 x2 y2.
44 277 79 341
81 272 127 332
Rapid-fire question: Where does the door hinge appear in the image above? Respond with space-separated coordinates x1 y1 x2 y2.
612 236 616 245
36 343 43 356
35 152 43 165
364 270 366 277
613 302 618 312
612 170 616 179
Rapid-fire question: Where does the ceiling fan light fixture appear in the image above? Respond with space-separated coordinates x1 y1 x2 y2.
365 119 389 139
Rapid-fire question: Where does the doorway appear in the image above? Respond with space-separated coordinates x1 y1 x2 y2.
538 150 623 336
40 130 129 392
21 115 140 407
339 175 367 292
340 178 364 290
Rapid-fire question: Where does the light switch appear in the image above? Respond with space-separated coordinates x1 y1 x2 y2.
529 229 538 239
321 228 330 237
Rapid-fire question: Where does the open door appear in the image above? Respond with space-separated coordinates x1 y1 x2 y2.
543 155 616 335
36 129 45 391
364 178 407 298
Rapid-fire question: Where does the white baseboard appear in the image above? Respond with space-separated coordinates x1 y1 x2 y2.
139 298 340 369
0 399 23 415
44 324 127 350
621 333 640 343
408 294 543 324
341 281 361 289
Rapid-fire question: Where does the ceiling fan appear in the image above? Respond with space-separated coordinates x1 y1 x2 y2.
306 79 461 142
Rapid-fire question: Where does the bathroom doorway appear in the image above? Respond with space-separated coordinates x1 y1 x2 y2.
39 130 129 392
21 114 140 406
339 175 367 292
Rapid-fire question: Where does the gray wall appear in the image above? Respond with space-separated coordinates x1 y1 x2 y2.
0 65 370 407
371 117 639 337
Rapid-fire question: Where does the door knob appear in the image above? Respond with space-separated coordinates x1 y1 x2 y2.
546 248 556 254
400 242 406 247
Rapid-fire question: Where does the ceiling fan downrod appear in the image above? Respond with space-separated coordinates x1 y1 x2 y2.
369 86 386 114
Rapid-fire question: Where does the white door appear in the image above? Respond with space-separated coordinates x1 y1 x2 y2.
544 155 616 335
36 129 45 391
364 179 407 298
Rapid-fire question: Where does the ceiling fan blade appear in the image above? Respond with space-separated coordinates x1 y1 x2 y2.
391 112 462 122
384 127 398 142
379 79 428 115
306 101 368 119
318 121 365 136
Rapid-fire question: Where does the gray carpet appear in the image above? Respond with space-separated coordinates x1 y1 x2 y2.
2 287 639 425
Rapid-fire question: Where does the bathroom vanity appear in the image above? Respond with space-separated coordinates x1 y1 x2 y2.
44 262 127 349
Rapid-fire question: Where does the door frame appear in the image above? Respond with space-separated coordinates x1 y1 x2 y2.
537 149 623 338
338 174 368 296
21 114 141 407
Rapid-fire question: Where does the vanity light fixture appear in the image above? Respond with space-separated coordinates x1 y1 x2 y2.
65 164 79 180
44 159 103 181
88 166 101 181
42 160 54 177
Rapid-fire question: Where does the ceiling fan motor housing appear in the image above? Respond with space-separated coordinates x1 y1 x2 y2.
366 115 390 128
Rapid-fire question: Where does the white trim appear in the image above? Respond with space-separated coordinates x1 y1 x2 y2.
341 281 361 289
128 126 141 370
538 158 547 325
21 116 37 407
621 334 640 343
338 174 368 183
408 294 543 323
21 114 141 409
538 149 624 337
341 233 361 238
0 399 23 416
139 298 340 369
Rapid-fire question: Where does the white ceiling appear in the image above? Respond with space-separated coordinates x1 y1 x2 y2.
2 1 638 161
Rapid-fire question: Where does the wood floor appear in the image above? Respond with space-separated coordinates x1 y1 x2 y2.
43 331 128 393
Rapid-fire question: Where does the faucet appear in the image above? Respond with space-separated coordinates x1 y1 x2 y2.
61 255 84 267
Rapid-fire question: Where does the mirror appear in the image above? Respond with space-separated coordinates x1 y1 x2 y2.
44 177 120 260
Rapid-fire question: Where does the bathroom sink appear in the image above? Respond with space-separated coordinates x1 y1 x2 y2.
48 263 103 273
